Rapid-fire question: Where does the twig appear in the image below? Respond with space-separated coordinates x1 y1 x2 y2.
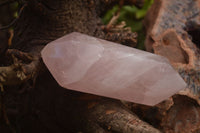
106 0 124 29
107 12 120 29
7 49 33 62
0 3 27 31
8 29 14 46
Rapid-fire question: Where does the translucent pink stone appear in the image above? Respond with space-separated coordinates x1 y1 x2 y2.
41 32 186 106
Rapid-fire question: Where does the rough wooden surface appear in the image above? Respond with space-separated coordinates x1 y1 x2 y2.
161 95 200 133
144 0 200 105
0 0 154 133
2 0 200 132
143 0 200 132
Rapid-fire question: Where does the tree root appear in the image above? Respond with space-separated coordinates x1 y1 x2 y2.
0 48 42 86
84 98 161 133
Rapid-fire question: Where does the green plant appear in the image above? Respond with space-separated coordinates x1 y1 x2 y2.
102 0 154 50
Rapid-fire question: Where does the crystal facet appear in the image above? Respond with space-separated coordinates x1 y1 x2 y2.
41 32 186 106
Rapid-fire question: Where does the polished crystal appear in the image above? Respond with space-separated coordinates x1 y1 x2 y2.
41 32 186 106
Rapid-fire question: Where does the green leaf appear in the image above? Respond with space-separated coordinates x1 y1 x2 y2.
136 0 154 19
102 5 119 24
101 0 154 49
122 5 138 14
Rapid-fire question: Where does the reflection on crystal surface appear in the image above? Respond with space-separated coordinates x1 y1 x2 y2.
41 32 187 106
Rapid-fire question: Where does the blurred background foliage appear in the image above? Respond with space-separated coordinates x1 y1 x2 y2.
0 0 19 28
0 0 154 50
102 0 154 50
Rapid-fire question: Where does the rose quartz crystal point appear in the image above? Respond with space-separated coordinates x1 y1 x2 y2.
41 32 186 106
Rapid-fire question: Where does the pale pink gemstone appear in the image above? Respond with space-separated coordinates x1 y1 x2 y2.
41 32 186 106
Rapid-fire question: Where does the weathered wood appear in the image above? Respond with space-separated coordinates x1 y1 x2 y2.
143 0 200 132
144 0 200 105
161 95 200 133
84 98 160 133
0 0 153 132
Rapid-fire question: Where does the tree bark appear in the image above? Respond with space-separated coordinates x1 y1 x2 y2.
12 0 107 51
0 0 159 132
